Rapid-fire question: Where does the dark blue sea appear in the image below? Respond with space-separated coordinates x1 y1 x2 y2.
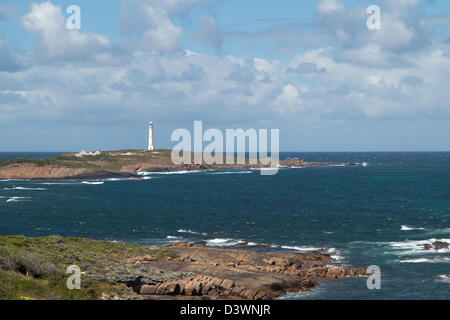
0 152 449 299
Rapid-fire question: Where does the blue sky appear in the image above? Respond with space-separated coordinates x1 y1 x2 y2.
0 0 449 151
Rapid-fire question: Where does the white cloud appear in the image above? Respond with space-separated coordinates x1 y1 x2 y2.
1 0 449 137
22 2 110 60
275 84 302 115
317 0 344 15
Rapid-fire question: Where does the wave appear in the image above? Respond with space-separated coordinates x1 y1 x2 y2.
137 170 202 175
177 229 207 236
401 225 426 231
81 181 104 185
206 238 247 246
388 238 450 254
3 186 47 191
105 177 152 181
6 196 31 203
399 257 450 263
278 245 323 252
208 171 252 175
204 238 333 254
436 275 450 283
39 182 79 185
166 235 183 240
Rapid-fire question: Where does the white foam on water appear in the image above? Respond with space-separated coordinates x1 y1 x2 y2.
137 170 202 175
278 245 323 252
39 182 80 185
3 186 47 191
105 177 151 182
388 238 450 254
167 235 182 239
209 171 253 175
399 257 450 263
177 229 207 236
81 181 104 185
331 254 344 261
437 275 450 283
6 196 30 203
206 238 246 246
401 225 426 231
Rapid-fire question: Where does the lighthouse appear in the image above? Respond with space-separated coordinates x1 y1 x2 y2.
148 121 154 151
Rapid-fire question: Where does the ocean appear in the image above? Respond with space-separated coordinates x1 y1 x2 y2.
0 152 449 299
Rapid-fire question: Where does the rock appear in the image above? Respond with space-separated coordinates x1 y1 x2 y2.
420 241 449 251
119 243 367 300
432 241 449 250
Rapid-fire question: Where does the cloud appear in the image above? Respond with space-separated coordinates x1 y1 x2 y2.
275 84 302 115
121 0 203 54
21 1 111 62
0 0 449 146
287 62 326 74
317 0 344 15
182 63 206 81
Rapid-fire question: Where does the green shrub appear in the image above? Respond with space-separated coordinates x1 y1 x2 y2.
0 251 61 279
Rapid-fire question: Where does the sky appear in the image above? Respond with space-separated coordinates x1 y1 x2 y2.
0 0 449 152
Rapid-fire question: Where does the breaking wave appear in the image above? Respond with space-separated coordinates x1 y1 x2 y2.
388 238 450 254
6 197 31 203
399 257 450 263
137 170 202 175
401 225 426 231
208 171 252 175
177 229 207 236
3 186 47 191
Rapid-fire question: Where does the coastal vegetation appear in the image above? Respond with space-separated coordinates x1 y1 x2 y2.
0 149 359 180
0 235 370 300
0 235 178 300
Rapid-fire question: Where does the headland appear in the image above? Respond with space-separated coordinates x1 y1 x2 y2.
0 235 369 300
0 149 365 180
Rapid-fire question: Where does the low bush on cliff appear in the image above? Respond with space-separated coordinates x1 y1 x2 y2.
0 235 178 300
0 249 60 278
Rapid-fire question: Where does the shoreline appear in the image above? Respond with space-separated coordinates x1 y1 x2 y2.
0 235 368 300
0 149 366 180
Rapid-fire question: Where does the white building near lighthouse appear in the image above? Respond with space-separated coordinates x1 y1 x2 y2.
148 121 155 151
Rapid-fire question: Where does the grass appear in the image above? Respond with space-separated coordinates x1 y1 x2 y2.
0 149 174 170
0 149 259 171
0 235 179 300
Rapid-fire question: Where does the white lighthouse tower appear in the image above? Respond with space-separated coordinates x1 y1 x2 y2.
148 121 154 151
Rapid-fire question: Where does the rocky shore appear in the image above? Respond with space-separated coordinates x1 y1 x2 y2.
0 236 368 300
130 242 368 300
0 149 365 180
